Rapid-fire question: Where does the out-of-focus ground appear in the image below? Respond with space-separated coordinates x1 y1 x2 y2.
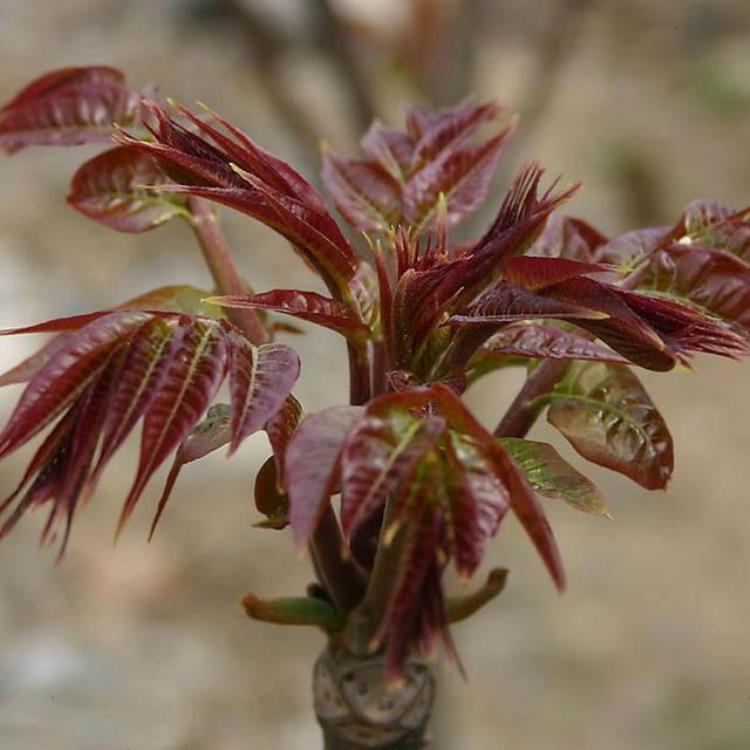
0 1 749 748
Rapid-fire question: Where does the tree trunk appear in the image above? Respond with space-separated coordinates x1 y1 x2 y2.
313 644 435 749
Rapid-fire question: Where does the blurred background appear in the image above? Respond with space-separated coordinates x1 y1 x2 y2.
0 1 749 748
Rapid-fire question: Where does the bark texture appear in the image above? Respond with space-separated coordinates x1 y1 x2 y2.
314 645 435 749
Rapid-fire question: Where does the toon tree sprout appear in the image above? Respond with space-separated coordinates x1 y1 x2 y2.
0 67 748 749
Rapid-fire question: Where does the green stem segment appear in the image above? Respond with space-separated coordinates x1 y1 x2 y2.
187 196 267 344
446 567 508 623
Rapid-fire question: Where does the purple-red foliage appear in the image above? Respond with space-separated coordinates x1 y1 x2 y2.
0 67 748 679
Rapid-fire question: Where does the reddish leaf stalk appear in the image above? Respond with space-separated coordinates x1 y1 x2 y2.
493 359 570 438
347 341 372 406
344 491 405 655
187 196 267 344
310 504 367 613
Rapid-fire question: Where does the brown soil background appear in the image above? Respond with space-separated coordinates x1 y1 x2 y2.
0 2 748 748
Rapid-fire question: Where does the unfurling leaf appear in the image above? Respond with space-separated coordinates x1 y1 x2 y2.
322 101 512 235
545 362 673 490
68 146 188 232
0 66 142 154
499 437 610 516
340 399 446 539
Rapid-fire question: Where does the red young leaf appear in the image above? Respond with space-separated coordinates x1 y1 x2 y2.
431 383 565 590
87 316 178 492
0 334 72 387
0 66 141 154
540 277 678 371
449 281 608 325
173 102 329 212
264 394 303 480
444 432 509 580
546 276 749 368
529 215 608 262
470 323 627 372
379 504 446 681
0 410 76 540
285 405 363 546
211 290 370 338
149 403 232 537
321 152 401 232
227 333 300 454
613 288 750 361
408 101 501 170
68 146 187 232
403 126 515 232
627 243 750 331
47 363 119 556
348 384 564 590
0 312 152 460
360 123 414 180
0 314 110 338
0 296 298 550
546 362 673 490
119 104 362 300
503 256 611 291
117 318 229 533
323 100 512 235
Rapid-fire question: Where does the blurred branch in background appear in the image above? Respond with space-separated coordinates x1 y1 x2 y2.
510 0 595 152
403 0 484 106
181 0 377 176
308 0 376 131
182 0 322 173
